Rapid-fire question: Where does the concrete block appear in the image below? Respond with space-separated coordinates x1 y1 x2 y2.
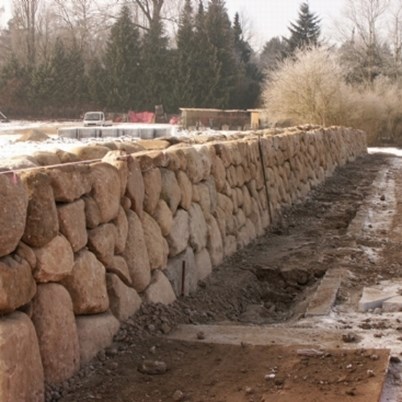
358 287 397 312
382 296 402 312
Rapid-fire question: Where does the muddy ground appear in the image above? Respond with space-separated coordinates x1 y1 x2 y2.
49 152 402 402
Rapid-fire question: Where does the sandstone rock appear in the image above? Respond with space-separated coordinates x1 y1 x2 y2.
176 170 192 210
166 147 187 171
87 223 116 266
31 283 80 385
182 147 205 183
207 216 224 267
76 313 120 366
0 312 44 402
114 142 145 153
0 173 28 257
135 150 169 170
211 156 226 191
113 206 129 254
242 186 253 217
102 150 129 197
71 145 111 160
106 255 132 286
142 212 168 270
143 168 162 215
47 164 91 202
62 250 109 315
107 273 142 321
165 247 198 296
31 150 61 166
55 149 80 164
122 210 151 292
144 270 176 305
195 249 212 281
189 203 208 252
153 200 173 236
83 195 101 229
126 157 144 218
34 235 74 283
224 235 237 257
16 241 37 268
89 162 121 223
137 139 170 150
0 256 36 313
160 168 182 214
237 219 257 248
197 182 212 217
57 199 88 252
167 209 189 257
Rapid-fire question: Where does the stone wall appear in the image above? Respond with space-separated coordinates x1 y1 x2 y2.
0 126 366 400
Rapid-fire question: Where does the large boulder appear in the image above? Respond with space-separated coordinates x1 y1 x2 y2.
160 168 181 214
89 162 121 223
166 209 189 257
144 270 176 305
142 212 168 270
0 255 36 314
102 151 128 197
176 171 192 210
46 164 91 202
207 216 224 267
62 250 109 315
107 273 142 321
20 171 59 248
126 157 145 218
189 203 208 253
57 199 88 252
122 210 151 292
195 249 212 281
113 206 129 254
87 223 117 266
33 235 74 283
143 168 162 215
165 247 198 297
31 284 80 385
76 313 120 366
153 200 173 236
0 312 44 402
106 255 132 286
0 173 28 257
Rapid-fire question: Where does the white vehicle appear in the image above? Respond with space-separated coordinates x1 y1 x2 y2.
83 111 107 126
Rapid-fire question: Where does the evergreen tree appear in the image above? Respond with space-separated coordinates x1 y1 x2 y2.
204 0 237 108
260 37 288 73
286 2 321 54
141 17 175 111
175 0 197 108
231 12 262 108
190 0 221 108
103 5 142 112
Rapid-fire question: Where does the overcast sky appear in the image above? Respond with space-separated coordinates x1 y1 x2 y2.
225 0 346 48
1 0 345 46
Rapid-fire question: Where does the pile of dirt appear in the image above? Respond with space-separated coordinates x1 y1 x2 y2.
16 129 50 142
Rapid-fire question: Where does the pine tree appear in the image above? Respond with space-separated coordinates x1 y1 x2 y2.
175 0 197 108
204 0 237 108
231 12 262 108
191 0 221 107
286 2 321 54
103 5 142 112
141 16 175 111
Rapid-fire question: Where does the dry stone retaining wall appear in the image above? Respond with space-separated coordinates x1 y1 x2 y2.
0 126 366 400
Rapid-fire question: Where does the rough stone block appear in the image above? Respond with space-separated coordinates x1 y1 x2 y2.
195 248 212 282
107 273 142 321
0 256 36 314
62 250 109 315
88 223 117 266
160 168 182 214
31 283 80 385
153 200 173 236
176 170 192 210
113 206 129 254
0 173 28 257
126 157 144 218
167 209 190 257
57 199 88 252
0 312 44 402
143 168 162 215
189 203 208 253
34 234 74 283
165 247 198 296
144 270 176 305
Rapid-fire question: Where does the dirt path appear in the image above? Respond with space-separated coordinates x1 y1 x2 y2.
51 152 402 402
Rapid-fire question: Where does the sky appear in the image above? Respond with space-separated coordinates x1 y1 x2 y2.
225 0 346 48
1 0 346 46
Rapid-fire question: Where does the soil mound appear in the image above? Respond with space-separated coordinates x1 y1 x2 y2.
16 129 50 142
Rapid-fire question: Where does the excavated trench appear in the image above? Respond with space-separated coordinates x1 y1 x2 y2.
52 152 402 402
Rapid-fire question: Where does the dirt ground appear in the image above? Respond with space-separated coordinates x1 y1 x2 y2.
50 152 402 402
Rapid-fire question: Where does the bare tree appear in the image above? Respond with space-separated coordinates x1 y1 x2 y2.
12 0 40 65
